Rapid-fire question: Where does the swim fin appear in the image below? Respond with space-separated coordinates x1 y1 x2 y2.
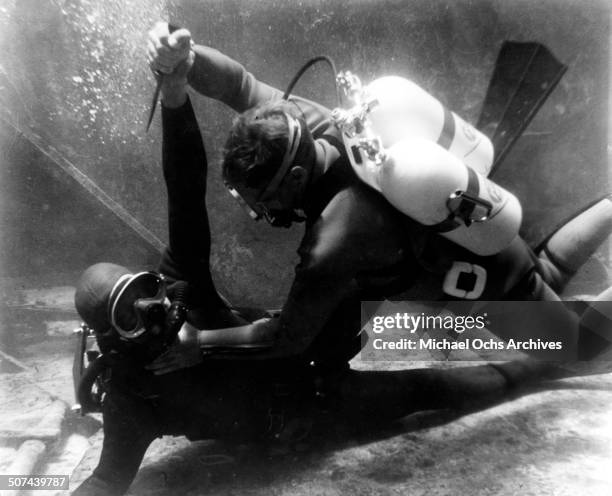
477 41 567 174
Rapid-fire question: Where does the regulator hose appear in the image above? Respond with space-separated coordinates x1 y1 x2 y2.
282 55 342 107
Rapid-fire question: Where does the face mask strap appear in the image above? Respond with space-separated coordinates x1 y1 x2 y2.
227 185 261 220
226 113 303 224
258 113 302 202
108 274 132 307
108 272 165 339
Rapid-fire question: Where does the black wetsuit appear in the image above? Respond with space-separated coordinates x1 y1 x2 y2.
72 100 315 495
72 48 576 495
183 46 560 358
72 99 544 495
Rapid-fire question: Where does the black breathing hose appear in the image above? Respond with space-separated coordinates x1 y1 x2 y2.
282 55 342 108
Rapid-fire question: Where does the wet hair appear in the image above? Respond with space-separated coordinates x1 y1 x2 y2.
222 101 297 191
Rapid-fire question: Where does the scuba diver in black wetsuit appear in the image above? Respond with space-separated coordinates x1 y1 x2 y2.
138 23 612 371
71 38 566 495
71 22 612 495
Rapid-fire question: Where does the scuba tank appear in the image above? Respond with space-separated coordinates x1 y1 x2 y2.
362 76 493 175
378 137 521 255
330 71 522 256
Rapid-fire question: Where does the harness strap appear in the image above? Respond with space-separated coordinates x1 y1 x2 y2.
259 114 302 201
432 166 482 233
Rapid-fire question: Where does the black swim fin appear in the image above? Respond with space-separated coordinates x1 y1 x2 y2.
477 41 567 174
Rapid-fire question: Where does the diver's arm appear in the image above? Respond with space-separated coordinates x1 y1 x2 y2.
148 227 361 371
149 188 409 374
150 194 376 370
188 45 338 128
188 45 282 112
160 75 188 108
148 23 334 122
191 187 411 361
196 191 368 359
195 270 358 360
158 74 242 318
165 273 355 362
157 33 191 108
147 22 280 111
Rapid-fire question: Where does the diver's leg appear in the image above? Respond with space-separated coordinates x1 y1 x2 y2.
487 270 581 360
537 196 612 291
501 270 612 364
158 99 245 327
577 286 612 361
327 360 552 428
72 392 158 496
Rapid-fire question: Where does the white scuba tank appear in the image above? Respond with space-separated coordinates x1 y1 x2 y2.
366 76 494 175
381 138 521 256
331 72 521 256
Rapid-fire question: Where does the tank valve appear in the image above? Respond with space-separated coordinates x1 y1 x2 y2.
336 70 363 99
358 137 387 165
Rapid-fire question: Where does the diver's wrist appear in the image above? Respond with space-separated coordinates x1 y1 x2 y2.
161 84 188 108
